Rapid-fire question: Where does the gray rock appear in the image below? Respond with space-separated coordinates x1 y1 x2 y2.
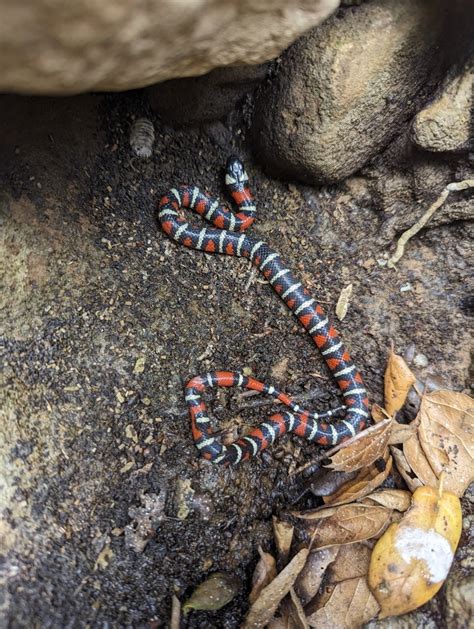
148 64 268 126
412 61 473 153
0 0 339 94
251 0 464 185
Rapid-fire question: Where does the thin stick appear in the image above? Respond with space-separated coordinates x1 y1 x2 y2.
387 179 474 268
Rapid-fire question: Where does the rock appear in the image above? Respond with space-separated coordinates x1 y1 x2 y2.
148 64 268 126
251 0 465 185
412 61 473 153
0 0 339 95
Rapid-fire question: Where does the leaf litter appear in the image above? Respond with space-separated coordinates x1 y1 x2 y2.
177 346 472 626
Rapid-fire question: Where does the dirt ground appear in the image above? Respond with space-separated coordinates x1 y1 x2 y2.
0 91 472 627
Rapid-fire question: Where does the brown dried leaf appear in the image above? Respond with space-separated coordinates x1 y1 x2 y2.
243 549 309 629
294 547 339 606
361 489 411 512
294 503 394 549
323 454 393 506
384 348 416 415
306 544 379 628
250 547 277 604
170 595 180 629
390 446 423 493
182 572 240 614
418 390 474 496
324 419 392 472
404 432 438 487
371 403 390 422
335 283 353 321
306 577 379 628
289 587 310 629
389 418 418 444
330 543 372 582
273 517 294 566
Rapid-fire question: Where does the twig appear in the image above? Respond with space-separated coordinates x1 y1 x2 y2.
387 179 474 268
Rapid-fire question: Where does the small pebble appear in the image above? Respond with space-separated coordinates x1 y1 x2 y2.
413 353 429 368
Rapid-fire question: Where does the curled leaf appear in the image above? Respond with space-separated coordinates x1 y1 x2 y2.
243 549 309 629
384 348 416 415
323 453 393 506
403 431 438 487
294 547 339 606
182 572 240 614
390 446 423 493
368 485 462 618
361 489 411 512
250 547 277 604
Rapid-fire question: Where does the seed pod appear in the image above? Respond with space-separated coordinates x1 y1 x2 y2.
130 117 155 159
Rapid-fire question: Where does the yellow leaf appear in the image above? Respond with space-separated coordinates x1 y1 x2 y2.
368 485 462 618
384 348 416 415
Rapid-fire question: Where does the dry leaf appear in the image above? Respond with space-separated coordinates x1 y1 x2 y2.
335 283 353 321
371 403 390 422
384 348 416 415
306 543 380 627
389 418 418 444
361 489 411 512
182 572 240 614
294 547 339 606
170 595 180 629
273 517 294 566
417 390 474 496
323 454 393 506
390 446 423 493
243 549 309 629
327 543 372 583
294 503 394 548
250 547 277 604
307 576 379 628
404 432 438 486
369 485 462 618
324 419 392 472
289 588 310 629
304 469 359 497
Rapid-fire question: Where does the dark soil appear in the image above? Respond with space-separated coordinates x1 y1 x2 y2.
0 90 472 627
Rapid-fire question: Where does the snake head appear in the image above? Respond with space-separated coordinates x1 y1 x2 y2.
225 156 248 185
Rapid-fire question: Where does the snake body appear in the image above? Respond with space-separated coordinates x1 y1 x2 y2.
158 157 369 465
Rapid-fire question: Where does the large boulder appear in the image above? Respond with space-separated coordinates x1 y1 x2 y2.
251 0 470 185
0 0 339 95
412 60 473 153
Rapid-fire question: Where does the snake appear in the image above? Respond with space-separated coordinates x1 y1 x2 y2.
157 157 370 465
